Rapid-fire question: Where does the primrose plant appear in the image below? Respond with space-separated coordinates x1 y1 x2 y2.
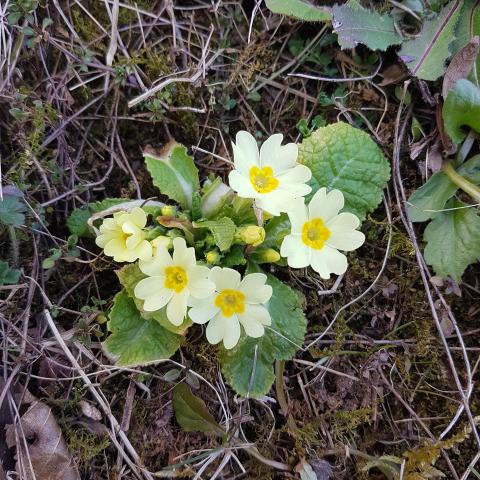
68 122 390 397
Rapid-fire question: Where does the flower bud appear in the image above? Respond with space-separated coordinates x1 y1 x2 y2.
161 205 176 217
237 225 265 247
205 250 221 265
151 235 172 250
254 248 280 264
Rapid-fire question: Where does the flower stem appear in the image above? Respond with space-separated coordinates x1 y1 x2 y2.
442 161 480 203
275 360 298 433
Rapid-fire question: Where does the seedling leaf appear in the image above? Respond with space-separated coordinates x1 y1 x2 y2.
172 383 225 437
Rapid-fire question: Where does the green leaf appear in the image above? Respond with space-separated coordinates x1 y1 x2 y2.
262 214 290 250
298 122 390 221
408 154 480 222
172 383 225 437
222 244 247 267
0 260 20 285
116 263 191 334
424 199 480 281
144 142 200 210
443 79 480 143
193 217 236 252
399 0 464 80
332 0 403 51
214 196 257 226
219 275 307 398
265 0 331 21
200 177 233 219
0 195 26 227
104 291 182 366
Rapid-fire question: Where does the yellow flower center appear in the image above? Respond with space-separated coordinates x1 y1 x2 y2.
215 289 245 317
302 218 331 250
249 166 279 193
164 266 188 293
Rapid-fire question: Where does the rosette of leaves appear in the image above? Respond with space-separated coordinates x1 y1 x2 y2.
67 127 390 398
407 79 480 282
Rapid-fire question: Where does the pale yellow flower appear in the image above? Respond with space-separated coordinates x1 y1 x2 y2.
188 267 272 349
228 131 311 216
280 188 365 279
95 207 152 262
237 225 265 247
134 237 215 326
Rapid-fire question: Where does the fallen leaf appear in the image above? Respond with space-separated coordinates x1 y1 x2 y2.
78 400 102 421
443 36 480 97
6 399 80 480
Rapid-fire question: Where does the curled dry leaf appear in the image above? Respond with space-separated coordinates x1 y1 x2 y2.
442 37 480 98
6 399 80 480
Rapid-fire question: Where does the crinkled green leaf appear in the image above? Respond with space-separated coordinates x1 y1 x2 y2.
424 199 480 282
265 0 331 21
332 0 402 51
408 154 480 222
0 195 26 227
443 79 480 143
104 291 182 366
200 177 233 219
116 263 191 334
299 122 390 221
222 244 247 267
173 383 225 437
214 196 257 226
262 213 290 250
399 0 463 80
144 142 199 210
193 217 236 252
0 260 20 285
219 274 307 398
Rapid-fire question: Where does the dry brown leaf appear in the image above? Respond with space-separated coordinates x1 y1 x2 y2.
442 36 480 98
6 399 80 480
78 400 102 421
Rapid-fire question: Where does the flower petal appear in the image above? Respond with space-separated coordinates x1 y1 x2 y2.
308 188 344 222
188 266 216 298
280 234 311 268
277 164 311 185
138 246 172 276
129 207 147 228
327 230 365 252
310 246 348 279
233 131 259 174
286 199 309 234
256 190 295 216
239 273 272 304
259 134 298 174
209 266 241 291
239 304 271 337
135 240 153 261
188 296 219 324
166 290 189 325
103 238 126 260
172 237 196 268
222 315 241 349
134 277 172 311
228 170 259 199
206 313 228 345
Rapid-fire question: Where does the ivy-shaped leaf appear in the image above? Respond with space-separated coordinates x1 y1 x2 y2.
116 263 191 334
424 199 480 282
299 122 390 221
144 141 200 210
104 291 182 366
218 274 307 398
0 260 20 285
173 383 225 437
0 195 26 227
332 0 402 51
193 217 236 252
